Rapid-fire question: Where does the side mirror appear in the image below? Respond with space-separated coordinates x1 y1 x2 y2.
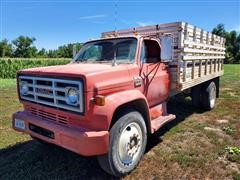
160 35 173 62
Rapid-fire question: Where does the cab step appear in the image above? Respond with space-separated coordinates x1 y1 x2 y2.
151 114 176 133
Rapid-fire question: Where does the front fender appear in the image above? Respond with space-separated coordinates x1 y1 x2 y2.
92 89 149 130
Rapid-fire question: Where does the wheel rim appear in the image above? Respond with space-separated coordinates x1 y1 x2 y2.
118 122 143 166
210 85 216 108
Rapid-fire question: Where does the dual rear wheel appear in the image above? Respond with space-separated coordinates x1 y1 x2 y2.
192 80 218 110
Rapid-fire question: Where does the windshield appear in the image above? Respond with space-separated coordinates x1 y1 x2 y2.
74 38 137 64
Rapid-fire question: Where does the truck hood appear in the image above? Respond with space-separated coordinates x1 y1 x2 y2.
19 63 118 77
18 62 134 92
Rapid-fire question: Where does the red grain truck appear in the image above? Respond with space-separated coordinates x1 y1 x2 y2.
12 22 225 176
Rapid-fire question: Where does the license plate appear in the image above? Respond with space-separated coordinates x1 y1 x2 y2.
15 119 25 130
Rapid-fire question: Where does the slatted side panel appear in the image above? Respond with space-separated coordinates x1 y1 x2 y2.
178 22 225 91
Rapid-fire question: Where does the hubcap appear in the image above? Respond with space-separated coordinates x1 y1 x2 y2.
210 85 216 108
118 122 143 166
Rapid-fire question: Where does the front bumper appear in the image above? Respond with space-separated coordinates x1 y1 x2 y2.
12 111 109 156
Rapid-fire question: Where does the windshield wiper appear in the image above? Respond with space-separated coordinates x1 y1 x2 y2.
75 59 83 62
75 59 89 63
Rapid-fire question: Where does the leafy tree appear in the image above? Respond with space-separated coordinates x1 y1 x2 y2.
37 48 47 58
0 39 13 57
57 43 83 58
212 24 226 37
12 36 38 58
47 49 58 58
212 24 240 64
236 34 240 62
57 45 71 58
225 31 240 63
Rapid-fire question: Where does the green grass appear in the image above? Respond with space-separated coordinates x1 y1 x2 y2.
233 172 240 180
223 126 235 135
0 64 240 179
0 79 16 88
220 64 240 99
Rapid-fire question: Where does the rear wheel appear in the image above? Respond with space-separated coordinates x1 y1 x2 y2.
97 110 147 177
191 85 201 107
201 81 217 110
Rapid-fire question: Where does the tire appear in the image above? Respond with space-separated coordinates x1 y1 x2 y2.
215 77 220 98
201 81 217 110
97 110 147 177
191 85 201 107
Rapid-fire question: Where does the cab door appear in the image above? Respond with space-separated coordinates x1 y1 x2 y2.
139 38 170 107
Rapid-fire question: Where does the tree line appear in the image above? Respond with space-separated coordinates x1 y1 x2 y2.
0 24 239 63
212 24 240 64
0 36 83 58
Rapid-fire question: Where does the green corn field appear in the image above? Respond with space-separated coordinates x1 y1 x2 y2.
0 58 71 79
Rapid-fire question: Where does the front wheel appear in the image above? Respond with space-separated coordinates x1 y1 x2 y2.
97 110 147 177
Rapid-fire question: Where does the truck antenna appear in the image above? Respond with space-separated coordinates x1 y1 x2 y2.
114 0 118 32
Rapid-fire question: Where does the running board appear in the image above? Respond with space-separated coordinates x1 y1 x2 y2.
151 114 176 133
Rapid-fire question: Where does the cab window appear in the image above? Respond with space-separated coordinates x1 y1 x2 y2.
140 40 161 63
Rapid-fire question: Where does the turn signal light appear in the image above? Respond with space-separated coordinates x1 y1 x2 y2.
95 95 105 106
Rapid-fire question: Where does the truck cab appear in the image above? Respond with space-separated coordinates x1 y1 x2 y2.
73 36 170 106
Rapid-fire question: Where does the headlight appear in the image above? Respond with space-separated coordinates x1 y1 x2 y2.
20 81 28 95
66 87 79 105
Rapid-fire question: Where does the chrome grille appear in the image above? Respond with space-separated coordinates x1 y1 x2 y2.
19 76 83 113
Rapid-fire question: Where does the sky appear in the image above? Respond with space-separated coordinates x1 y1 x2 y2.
1 0 240 50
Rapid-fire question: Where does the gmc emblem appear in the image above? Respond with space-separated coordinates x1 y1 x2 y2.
35 88 52 95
